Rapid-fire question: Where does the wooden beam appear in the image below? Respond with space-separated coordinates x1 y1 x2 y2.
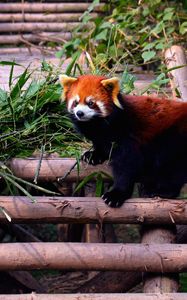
0 23 82 32
142 225 179 292
0 33 72 44
0 242 187 272
0 3 104 13
8 158 111 182
0 13 98 22
0 293 186 300
0 196 187 224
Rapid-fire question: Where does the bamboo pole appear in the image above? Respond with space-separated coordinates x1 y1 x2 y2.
0 242 186 271
0 196 187 224
0 13 98 22
0 3 104 13
0 33 72 44
0 23 81 32
142 225 179 293
140 44 187 293
165 46 187 100
8 158 111 182
84 184 101 243
0 293 186 300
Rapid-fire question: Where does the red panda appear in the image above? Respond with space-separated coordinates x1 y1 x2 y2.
60 74 187 207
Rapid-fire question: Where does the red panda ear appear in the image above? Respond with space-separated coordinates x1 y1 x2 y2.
101 77 123 109
59 75 77 100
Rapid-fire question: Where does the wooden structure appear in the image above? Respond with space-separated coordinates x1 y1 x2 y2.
0 155 185 297
0 1 106 46
0 41 187 297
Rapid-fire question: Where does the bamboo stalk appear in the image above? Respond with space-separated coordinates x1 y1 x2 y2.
0 13 98 22
0 242 186 272
0 293 186 300
142 225 179 293
8 158 111 182
0 196 187 225
0 3 104 13
0 22 82 32
0 33 72 44
165 46 187 101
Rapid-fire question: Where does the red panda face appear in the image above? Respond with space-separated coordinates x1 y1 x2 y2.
59 75 122 121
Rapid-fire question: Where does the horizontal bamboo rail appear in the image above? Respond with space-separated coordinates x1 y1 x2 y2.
0 13 98 22
0 33 72 44
0 3 104 12
0 196 187 224
0 22 81 32
0 293 186 300
0 242 186 272
9 158 111 182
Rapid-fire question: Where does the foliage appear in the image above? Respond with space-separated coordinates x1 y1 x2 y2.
0 61 83 162
73 170 112 197
57 0 187 71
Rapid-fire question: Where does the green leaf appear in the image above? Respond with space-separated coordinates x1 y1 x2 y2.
0 88 7 102
155 42 165 50
95 173 104 197
100 22 112 29
0 61 21 66
87 0 100 13
24 81 42 99
65 51 81 76
180 22 187 35
73 172 98 194
121 70 136 94
163 12 174 21
0 172 36 203
151 21 164 35
142 51 156 62
10 68 31 99
95 29 108 41
142 42 155 51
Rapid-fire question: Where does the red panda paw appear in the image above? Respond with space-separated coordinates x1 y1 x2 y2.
82 150 106 165
102 188 126 208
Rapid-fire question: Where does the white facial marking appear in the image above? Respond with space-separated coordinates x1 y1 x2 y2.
73 104 97 121
67 95 80 112
86 95 95 102
96 100 108 117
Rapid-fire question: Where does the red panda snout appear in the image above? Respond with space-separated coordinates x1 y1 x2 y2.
67 95 109 121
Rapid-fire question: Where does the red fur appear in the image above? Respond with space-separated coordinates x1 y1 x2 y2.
65 74 187 143
64 74 187 206
66 75 114 114
123 94 187 143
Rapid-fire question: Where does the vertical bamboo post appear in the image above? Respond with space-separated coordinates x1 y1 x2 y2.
142 44 187 293
142 225 179 292
84 184 101 243
164 45 187 100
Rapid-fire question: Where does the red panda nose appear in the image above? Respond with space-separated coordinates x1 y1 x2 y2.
76 110 84 118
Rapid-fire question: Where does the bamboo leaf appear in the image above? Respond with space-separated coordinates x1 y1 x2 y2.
73 172 98 194
0 206 12 222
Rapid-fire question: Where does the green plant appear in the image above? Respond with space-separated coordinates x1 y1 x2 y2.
57 0 187 72
73 171 112 197
0 61 83 161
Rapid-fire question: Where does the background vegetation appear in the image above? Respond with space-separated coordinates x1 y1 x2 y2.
1 0 187 163
0 0 187 292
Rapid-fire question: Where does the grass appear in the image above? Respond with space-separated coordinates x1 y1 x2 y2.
0 60 83 162
0 59 86 199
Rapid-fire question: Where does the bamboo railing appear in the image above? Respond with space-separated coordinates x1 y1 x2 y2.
0 1 105 45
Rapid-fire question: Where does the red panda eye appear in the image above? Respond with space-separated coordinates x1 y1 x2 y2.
74 100 79 106
87 100 94 108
